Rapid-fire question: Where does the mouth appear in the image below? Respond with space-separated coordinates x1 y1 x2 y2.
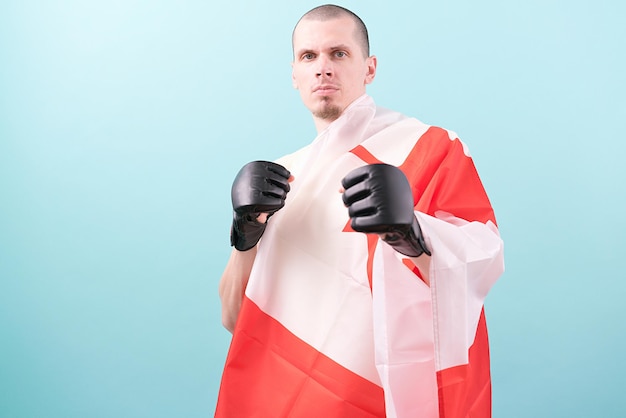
313 85 339 95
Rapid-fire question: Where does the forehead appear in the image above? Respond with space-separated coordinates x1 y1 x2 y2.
293 16 360 52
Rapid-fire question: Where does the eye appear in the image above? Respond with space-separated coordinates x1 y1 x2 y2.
334 51 347 58
302 52 315 60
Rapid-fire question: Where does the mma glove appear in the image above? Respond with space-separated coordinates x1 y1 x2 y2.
230 160 291 251
341 163 431 257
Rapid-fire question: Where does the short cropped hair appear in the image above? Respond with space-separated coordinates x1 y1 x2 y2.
293 4 370 58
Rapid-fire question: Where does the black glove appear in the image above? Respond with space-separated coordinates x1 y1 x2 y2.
230 161 291 251
341 163 431 257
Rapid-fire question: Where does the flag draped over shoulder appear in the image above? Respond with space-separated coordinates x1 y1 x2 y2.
215 95 504 418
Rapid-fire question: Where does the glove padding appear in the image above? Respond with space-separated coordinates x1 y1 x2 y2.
341 163 431 257
230 160 291 251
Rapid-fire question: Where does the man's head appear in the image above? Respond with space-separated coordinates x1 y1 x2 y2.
291 5 377 131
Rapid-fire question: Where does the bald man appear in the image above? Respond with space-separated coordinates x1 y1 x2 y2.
216 5 504 418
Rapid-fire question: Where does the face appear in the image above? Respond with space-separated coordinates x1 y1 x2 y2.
292 16 377 127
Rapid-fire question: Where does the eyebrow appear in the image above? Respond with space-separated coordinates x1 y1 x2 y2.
295 44 353 58
328 44 352 52
295 48 315 57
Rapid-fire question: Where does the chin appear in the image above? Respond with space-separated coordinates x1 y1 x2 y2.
308 98 339 119
314 107 342 121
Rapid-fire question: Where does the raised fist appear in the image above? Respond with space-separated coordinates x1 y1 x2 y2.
341 164 430 257
230 161 291 251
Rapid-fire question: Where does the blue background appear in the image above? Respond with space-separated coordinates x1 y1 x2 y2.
1 0 624 416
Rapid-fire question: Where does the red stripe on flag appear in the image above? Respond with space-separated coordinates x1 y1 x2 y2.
216 297 386 418
399 127 497 225
350 145 383 165
436 309 492 418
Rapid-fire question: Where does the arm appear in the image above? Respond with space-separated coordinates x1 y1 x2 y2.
221 160 291 332
218 247 257 333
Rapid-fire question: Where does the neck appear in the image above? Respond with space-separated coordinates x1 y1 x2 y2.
313 116 333 133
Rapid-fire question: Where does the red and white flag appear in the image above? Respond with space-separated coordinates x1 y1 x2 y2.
216 95 504 417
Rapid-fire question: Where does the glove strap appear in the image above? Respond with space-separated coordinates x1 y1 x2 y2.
230 212 267 251
382 216 432 258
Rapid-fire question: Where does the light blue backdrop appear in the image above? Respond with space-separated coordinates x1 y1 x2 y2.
1 0 624 416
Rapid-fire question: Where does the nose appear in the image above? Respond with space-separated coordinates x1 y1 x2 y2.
316 55 333 78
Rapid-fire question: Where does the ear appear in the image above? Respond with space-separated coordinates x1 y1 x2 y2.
364 55 377 85
291 62 299 89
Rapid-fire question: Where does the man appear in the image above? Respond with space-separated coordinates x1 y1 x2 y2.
216 4 504 418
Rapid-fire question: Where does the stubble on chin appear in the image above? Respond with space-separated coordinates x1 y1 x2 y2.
312 97 342 122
